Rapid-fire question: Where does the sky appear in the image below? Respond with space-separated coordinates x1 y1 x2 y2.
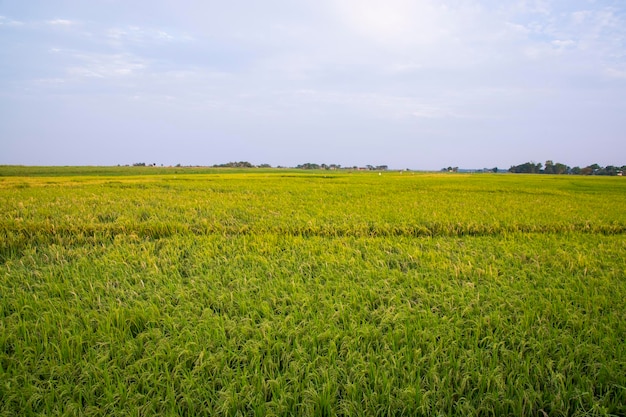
1 0 625 170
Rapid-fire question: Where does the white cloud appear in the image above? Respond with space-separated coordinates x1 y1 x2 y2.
505 21 531 36
106 25 193 47
156 31 173 41
511 0 551 15
273 88 467 121
604 67 626 79
33 78 66 85
47 19 76 26
551 39 575 48
571 10 591 25
0 15 24 26
67 53 147 79
388 63 425 73
330 0 458 49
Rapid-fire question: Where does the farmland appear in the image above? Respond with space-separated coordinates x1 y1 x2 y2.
1 167 625 416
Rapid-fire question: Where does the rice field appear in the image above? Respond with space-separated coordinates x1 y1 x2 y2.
1 167 625 416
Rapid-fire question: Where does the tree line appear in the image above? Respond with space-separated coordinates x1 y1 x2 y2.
128 160 623 175
213 162 389 170
296 163 388 171
211 162 389 170
509 161 624 176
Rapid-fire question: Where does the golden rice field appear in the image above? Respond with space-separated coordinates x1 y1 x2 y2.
1 166 625 416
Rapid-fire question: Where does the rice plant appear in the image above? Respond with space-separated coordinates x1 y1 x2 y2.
1 168 625 416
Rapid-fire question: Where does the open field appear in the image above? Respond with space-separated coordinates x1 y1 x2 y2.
1 168 625 416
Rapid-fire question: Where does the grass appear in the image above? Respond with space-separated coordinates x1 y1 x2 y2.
1 168 625 416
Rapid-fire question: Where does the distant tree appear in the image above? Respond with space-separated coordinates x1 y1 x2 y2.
509 161 624 175
581 166 594 175
213 161 254 168
133 162 146 166
296 163 320 170
509 162 542 174
596 165 621 176
553 163 569 174
578 163 601 175
542 161 569 174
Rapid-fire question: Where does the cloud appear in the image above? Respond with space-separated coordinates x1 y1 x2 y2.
2 1 625 168
604 67 626 79
66 52 147 79
270 88 469 122
0 15 24 26
106 25 193 47
505 21 531 36
329 0 473 50
551 39 575 48
509 0 551 15
46 19 77 26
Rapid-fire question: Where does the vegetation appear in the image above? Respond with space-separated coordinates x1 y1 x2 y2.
509 161 625 176
213 161 256 168
295 163 387 171
1 167 625 416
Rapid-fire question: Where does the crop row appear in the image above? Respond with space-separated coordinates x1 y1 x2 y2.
2 219 625 262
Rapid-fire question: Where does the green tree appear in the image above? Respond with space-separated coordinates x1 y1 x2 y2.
509 162 542 174
554 163 569 174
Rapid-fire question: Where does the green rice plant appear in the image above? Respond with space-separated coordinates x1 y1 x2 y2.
0 168 625 416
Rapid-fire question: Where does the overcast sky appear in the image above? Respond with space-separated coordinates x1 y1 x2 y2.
1 0 625 169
